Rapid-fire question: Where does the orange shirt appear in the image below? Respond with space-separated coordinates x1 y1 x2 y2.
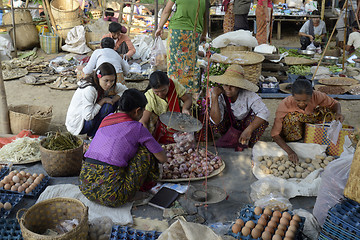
271 91 338 137
102 33 136 58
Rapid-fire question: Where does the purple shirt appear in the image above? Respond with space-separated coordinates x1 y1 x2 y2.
84 120 163 167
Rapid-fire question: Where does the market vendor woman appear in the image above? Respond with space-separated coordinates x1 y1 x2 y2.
209 64 269 150
140 71 192 144
79 89 167 207
271 79 344 163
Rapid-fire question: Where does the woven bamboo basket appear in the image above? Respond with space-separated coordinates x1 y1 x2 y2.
220 45 250 53
89 9 102 19
40 137 83 177
9 105 52 135
17 198 88 240
217 51 265 84
344 141 360 203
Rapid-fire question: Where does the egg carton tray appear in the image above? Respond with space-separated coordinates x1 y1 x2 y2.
0 166 9 180
0 192 24 219
0 176 50 198
227 205 305 240
322 218 360 240
109 226 161 240
318 232 334 240
0 218 23 239
327 199 360 236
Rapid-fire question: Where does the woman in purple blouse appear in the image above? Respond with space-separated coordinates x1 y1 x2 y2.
79 89 167 207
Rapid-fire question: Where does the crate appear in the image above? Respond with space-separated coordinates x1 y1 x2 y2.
109 226 161 240
0 192 24 219
0 176 50 198
0 218 23 239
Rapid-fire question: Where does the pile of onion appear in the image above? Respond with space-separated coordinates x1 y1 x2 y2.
162 144 223 179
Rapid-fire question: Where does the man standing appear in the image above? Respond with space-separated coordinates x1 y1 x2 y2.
233 0 251 30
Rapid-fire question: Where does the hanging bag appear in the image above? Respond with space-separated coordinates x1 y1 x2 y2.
150 36 167 72
39 26 59 54
304 113 354 156
215 94 242 149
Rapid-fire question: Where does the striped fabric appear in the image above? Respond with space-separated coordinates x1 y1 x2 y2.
39 27 59 54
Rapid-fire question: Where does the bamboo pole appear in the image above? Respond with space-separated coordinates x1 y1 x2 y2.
0 61 11 134
311 0 349 81
349 0 360 31
25 0 29 8
127 0 136 35
154 0 158 38
321 0 326 20
10 0 17 57
343 1 348 70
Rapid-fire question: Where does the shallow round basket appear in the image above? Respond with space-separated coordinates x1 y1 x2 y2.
216 51 265 84
17 198 88 240
9 105 52 135
40 138 83 177
220 45 250 53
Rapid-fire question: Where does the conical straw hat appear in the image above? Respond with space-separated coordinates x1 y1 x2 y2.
209 64 259 92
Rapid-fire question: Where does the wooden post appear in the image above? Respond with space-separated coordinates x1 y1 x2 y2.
118 1 124 23
343 1 348 70
127 0 136 35
321 0 326 20
25 0 30 8
154 0 158 38
10 0 17 57
0 61 11 134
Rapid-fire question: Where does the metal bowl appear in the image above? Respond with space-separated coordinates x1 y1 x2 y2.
298 50 315 57
323 56 339 64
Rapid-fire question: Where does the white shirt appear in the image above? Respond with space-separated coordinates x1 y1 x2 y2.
210 89 269 123
300 20 327 36
348 31 360 49
65 81 127 135
82 48 129 75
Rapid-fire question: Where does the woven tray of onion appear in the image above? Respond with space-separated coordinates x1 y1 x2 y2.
159 133 225 182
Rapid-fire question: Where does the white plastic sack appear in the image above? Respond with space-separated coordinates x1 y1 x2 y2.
131 35 154 61
254 44 276 54
251 141 327 199
211 30 258 48
62 26 91 54
150 36 167 71
0 33 14 60
327 120 342 145
312 136 355 226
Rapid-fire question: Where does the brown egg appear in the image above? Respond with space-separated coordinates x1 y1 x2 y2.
255 224 264 231
16 173 22 178
18 186 25 192
34 178 41 185
282 212 292 220
258 217 267 227
288 225 297 232
0 179 6 185
8 172 15 178
232 223 241 234
22 183 29 188
254 206 262 215
25 172 31 178
3 202 12 210
251 228 262 238
264 226 275 234
272 234 282 240
4 184 11 190
271 216 280 223
30 183 38 188
275 229 285 237
280 217 290 226
273 211 282 218
10 185 18 191
261 213 270 221
262 231 272 240
292 214 301 222
14 183 21 187
25 188 32 194
12 170 18 174
267 220 277 229
285 230 296 238
264 207 273 216
290 220 299 228
245 220 255 229
39 173 45 179
277 223 287 231
32 173 38 178
241 226 251 236
235 219 244 227
284 238 293 240
20 171 26 176
4 176 11 183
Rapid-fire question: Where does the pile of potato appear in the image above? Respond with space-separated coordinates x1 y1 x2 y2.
257 155 335 179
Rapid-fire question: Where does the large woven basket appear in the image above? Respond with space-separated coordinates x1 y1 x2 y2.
9 105 52 135
17 198 88 240
215 51 265 84
40 137 83 177
220 45 250 53
344 141 360 203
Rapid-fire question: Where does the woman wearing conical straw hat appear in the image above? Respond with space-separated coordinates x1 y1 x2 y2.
209 64 269 151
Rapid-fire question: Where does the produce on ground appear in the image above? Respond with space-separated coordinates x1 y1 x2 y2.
161 144 223 179
0 137 40 163
327 65 342 73
316 85 348 95
231 207 301 239
42 132 81 151
288 65 311 76
278 48 310 59
0 170 46 194
257 155 335 179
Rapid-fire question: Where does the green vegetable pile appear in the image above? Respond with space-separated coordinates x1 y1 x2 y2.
314 35 322 43
42 132 81 151
278 48 311 59
207 62 230 76
327 65 342 73
288 65 312 75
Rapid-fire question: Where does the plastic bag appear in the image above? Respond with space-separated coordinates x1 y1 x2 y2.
129 62 142 73
88 216 113 240
173 132 195 151
54 219 79 234
150 37 167 71
307 42 316 51
327 120 342 145
62 26 91 54
254 193 293 211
